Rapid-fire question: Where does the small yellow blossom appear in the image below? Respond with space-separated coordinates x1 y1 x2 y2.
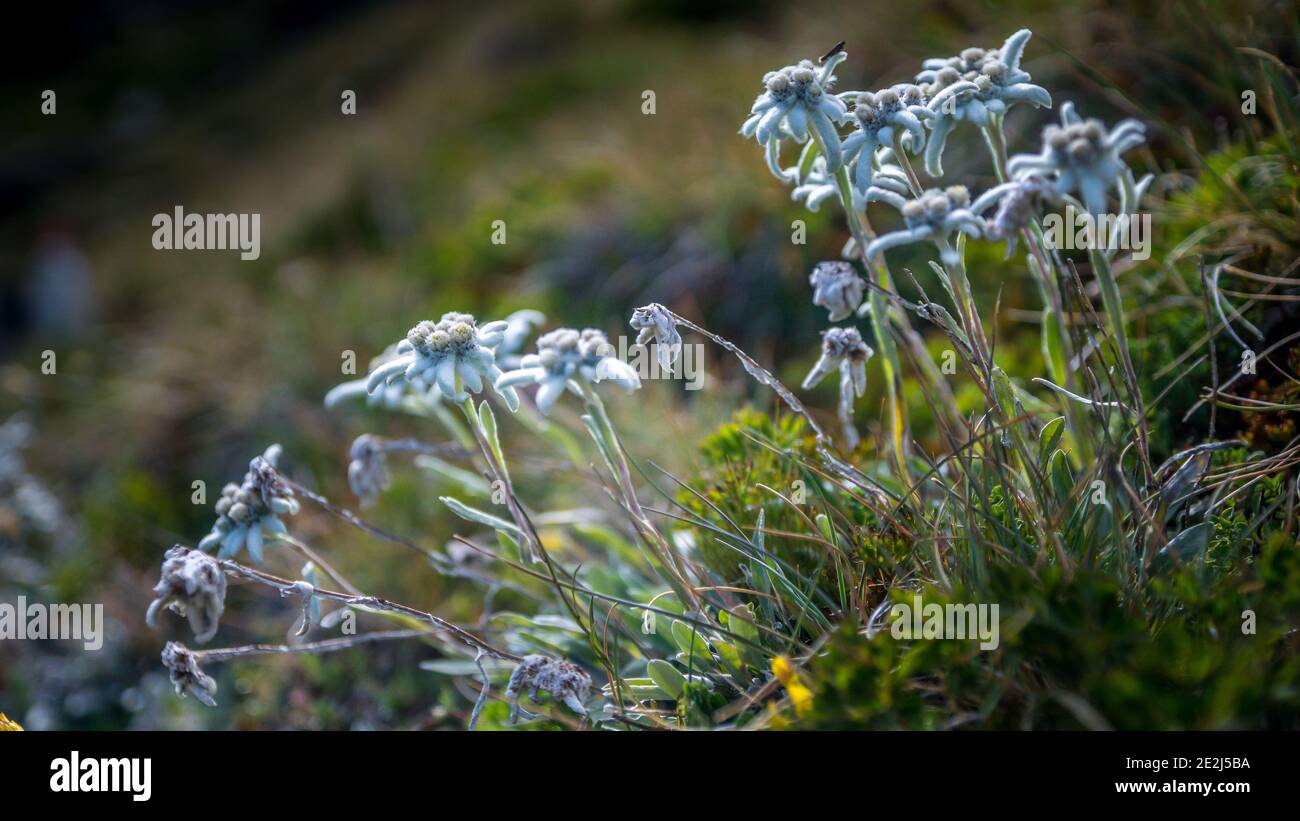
0 712 23 731
771 656 814 718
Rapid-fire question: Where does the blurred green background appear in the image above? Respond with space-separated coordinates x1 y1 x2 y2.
0 0 1295 728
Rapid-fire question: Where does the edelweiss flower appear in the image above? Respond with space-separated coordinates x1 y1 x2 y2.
864 186 985 265
842 85 931 195
505 654 592 721
741 52 850 180
917 29 1052 176
1007 102 1146 214
196 445 298 563
346 434 390 508
629 303 683 368
161 642 217 707
365 313 519 410
801 327 873 448
970 173 1055 254
495 328 641 415
809 261 866 321
146 546 227 643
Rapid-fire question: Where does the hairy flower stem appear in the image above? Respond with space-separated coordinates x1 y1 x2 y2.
456 398 589 632
891 133 925 197
189 629 433 663
219 557 521 661
824 144 910 479
1088 247 1152 479
985 117 1094 464
578 382 701 612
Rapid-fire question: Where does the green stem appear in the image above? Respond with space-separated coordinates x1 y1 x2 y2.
825 153 910 480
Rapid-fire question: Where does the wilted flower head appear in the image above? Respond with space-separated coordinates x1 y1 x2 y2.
802 327 873 449
741 51 850 179
1007 102 1146 214
864 185 985 265
365 313 519 411
495 328 640 415
917 29 1052 176
161 642 217 707
504 654 592 721
196 445 298 563
346 434 390 508
970 173 1055 254
809 261 866 321
146 546 227 643
629 303 683 368
842 84 931 195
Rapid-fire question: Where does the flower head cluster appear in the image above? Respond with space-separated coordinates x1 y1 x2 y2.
629 303 682 367
496 328 640 415
365 313 519 411
809 261 865 321
864 185 985 265
741 52 850 179
842 84 931 194
161 642 217 707
504 654 592 721
1008 102 1146 214
146 546 227 643
802 327 873 448
196 445 298 563
917 29 1052 176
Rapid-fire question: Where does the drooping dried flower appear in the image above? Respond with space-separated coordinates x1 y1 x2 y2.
146 546 227 643
802 327 873 448
504 654 592 721
629 303 683 368
809 261 866 322
346 434 390 508
161 642 217 707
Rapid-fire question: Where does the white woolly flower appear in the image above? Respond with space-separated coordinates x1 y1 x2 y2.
1007 102 1146 215
504 654 592 721
495 328 641 415
809 261 866 322
917 29 1052 176
196 445 298 563
842 84 932 196
802 327 873 449
161 642 217 707
792 149 911 213
365 313 520 411
741 51 850 180
864 185 985 265
629 303 682 367
146 546 227 643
